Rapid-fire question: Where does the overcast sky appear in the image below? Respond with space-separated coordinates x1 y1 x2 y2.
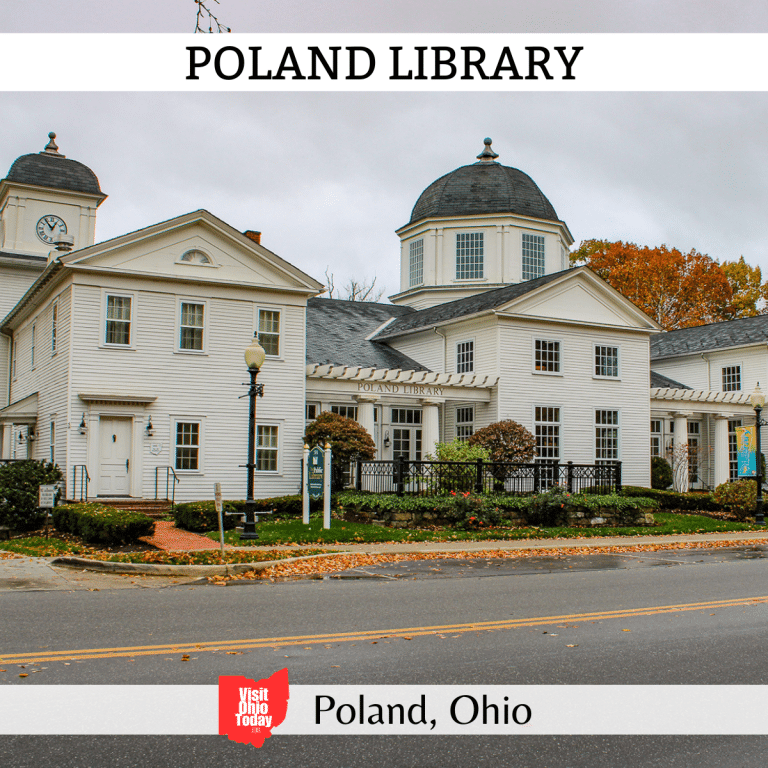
3 3 768 301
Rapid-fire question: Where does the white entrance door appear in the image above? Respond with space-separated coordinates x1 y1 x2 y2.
98 417 132 496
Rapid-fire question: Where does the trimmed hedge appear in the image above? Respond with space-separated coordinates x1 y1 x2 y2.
53 503 155 546
172 495 324 532
621 486 721 512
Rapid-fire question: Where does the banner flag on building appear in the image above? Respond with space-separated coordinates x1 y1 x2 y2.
736 426 757 477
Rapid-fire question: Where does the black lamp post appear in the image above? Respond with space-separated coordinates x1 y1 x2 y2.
241 333 266 540
750 383 766 525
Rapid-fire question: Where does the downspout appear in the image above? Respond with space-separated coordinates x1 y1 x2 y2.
700 353 711 391
433 326 447 371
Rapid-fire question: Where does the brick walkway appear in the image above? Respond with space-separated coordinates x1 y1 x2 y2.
140 521 223 551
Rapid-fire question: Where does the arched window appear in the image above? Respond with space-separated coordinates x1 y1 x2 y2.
179 249 213 265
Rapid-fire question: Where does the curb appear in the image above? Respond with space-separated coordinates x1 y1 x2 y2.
49 551 347 576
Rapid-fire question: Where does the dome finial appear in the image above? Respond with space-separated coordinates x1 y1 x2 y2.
41 132 65 157
476 137 499 163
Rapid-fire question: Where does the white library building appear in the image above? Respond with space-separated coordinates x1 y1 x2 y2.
0 134 757 501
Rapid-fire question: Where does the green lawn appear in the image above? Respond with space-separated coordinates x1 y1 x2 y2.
207 512 767 546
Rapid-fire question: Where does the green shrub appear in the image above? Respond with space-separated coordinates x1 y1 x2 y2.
52 503 154 546
172 500 239 532
651 457 673 490
713 480 757 521
427 441 490 462
0 460 63 531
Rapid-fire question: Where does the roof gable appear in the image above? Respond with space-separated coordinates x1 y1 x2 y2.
61 210 323 294
375 267 659 339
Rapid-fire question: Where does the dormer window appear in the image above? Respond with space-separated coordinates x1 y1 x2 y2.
179 249 213 265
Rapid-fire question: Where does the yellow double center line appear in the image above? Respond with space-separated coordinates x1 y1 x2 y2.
2 595 767 665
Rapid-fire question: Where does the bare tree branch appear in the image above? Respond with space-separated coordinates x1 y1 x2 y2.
324 270 384 302
194 0 231 32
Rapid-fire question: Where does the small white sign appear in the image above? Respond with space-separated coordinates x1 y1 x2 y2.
214 482 223 514
38 484 57 508
149 444 162 456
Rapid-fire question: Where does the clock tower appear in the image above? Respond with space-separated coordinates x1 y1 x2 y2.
0 132 107 261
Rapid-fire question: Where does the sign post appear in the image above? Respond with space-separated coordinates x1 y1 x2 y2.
302 444 310 525
214 482 225 559
323 442 332 530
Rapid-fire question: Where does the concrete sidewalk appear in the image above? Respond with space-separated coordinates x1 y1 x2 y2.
3 529 768 591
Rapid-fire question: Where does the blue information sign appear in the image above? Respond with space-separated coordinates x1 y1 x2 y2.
307 446 324 500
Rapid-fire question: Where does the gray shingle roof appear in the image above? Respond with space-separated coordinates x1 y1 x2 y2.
306 298 429 370
374 268 572 339
409 161 559 226
650 315 768 359
650 370 692 389
5 152 103 197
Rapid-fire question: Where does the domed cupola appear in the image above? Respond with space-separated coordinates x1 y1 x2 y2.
391 139 573 310
0 132 107 259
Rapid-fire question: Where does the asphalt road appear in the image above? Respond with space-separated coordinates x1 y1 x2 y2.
3 547 768 766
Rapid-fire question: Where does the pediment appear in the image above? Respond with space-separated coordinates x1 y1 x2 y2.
62 211 322 294
498 271 658 330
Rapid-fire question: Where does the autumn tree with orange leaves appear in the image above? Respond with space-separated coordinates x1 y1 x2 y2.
570 240 738 331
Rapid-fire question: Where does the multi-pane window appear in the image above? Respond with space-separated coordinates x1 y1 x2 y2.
522 233 545 280
456 406 474 441
391 408 422 424
650 419 662 457
256 425 279 471
258 309 280 356
51 303 57 353
409 239 424 287
595 410 620 462
30 324 35 369
105 295 132 345
595 345 619 378
175 422 200 471
179 302 204 351
535 407 560 460
306 403 319 421
331 405 358 421
12 339 16 379
534 339 560 373
688 421 700 484
49 421 55 464
728 419 742 481
722 366 741 392
456 232 484 280
456 340 474 373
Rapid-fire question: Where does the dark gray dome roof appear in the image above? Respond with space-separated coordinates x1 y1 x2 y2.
409 140 559 225
4 133 103 197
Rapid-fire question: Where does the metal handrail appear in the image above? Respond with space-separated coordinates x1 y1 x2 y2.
154 466 180 504
72 465 90 502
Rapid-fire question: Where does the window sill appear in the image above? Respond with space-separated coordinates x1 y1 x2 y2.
100 344 136 351
593 375 621 381
173 350 208 356
533 370 563 377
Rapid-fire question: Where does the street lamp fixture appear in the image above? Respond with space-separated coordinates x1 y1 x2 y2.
242 332 266 540
750 383 767 525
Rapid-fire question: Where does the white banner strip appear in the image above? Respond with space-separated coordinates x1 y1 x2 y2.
1 33 768 91
2 685 768 735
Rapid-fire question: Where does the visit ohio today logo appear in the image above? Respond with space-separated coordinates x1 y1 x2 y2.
218 669 289 748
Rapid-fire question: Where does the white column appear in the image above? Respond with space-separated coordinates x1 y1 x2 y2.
672 412 692 493
354 394 379 441
713 414 732 489
0 425 9 460
420 398 444 458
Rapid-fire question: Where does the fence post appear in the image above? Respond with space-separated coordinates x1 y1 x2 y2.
534 462 540 494
475 458 484 494
567 461 574 494
615 460 622 493
396 455 405 497
356 458 362 491
553 459 560 490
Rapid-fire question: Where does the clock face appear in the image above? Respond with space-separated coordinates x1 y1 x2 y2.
36 215 67 244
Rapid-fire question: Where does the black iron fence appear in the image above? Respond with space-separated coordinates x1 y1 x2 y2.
354 457 621 497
